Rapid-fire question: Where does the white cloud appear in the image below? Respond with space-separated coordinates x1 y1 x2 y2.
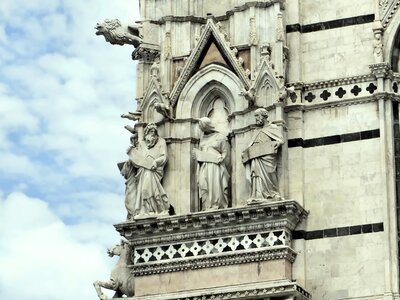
0 1 142 299
0 192 120 300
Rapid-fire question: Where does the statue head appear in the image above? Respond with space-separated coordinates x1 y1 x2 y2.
198 117 216 134
144 123 159 148
254 108 269 126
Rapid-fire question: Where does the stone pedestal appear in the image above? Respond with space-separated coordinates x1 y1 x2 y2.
114 200 310 299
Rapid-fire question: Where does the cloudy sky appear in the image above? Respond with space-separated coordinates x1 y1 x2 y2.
0 1 140 299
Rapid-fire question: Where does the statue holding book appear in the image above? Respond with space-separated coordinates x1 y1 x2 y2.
194 117 230 211
242 108 284 202
123 123 170 218
119 129 139 220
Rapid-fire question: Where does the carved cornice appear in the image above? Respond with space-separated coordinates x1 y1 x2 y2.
133 280 311 300
168 17 251 108
132 247 297 276
149 1 284 25
292 74 375 91
381 0 400 29
285 95 378 112
132 43 160 62
115 200 308 247
369 62 392 78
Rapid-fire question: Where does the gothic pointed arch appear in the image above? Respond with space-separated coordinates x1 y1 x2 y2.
251 58 281 107
175 64 246 120
169 17 250 108
141 75 168 123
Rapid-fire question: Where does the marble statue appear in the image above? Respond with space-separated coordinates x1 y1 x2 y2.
194 117 230 210
126 123 170 217
93 240 134 299
120 130 139 221
242 108 284 202
95 19 142 47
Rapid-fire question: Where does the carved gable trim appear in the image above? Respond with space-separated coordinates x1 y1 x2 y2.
169 17 251 108
382 0 400 29
141 74 168 122
250 58 282 105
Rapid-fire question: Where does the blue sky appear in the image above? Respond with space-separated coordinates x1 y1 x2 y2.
0 1 140 299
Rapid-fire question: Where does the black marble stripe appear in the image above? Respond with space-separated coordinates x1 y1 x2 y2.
286 14 375 33
293 222 384 240
288 129 380 148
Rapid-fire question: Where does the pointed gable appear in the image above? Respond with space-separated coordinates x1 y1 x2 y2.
169 17 251 108
140 71 169 122
251 58 283 106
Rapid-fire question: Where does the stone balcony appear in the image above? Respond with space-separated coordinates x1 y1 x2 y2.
114 200 311 299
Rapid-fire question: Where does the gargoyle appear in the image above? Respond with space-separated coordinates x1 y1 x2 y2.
154 102 173 120
240 88 256 106
95 19 142 47
121 111 141 121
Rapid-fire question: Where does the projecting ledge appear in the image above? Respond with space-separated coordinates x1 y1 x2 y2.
115 200 308 247
125 280 311 300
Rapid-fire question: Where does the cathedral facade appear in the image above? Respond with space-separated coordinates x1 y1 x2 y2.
95 0 400 299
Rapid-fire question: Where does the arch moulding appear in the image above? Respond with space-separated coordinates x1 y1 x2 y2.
175 64 246 120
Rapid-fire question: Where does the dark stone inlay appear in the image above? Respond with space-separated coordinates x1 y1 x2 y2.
320 90 331 101
351 85 362 96
288 138 303 148
305 230 323 240
362 224 373 233
366 82 378 94
335 87 347 98
373 222 384 232
350 225 362 235
323 228 337 238
293 222 384 240
337 227 350 236
286 23 301 33
288 129 380 148
305 92 316 102
393 82 398 93
286 14 375 33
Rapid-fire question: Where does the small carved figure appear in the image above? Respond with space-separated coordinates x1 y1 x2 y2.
126 123 170 217
121 111 141 121
120 130 139 220
194 117 230 210
373 32 383 62
95 19 142 47
240 88 255 106
93 240 134 300
242 108 284 203
154 102 173 120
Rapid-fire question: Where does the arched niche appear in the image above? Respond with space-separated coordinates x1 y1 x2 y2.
384 15 400 71
141 92 165 123
175 64 246 121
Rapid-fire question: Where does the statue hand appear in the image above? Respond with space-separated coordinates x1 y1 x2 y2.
151 161 157 170
217 156 224 164
273 141 280 150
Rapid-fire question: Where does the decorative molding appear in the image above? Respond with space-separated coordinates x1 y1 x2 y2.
134 229 291 264
285 95 379 112
149 1 284 25
132 247 297 276
114 200 308 247
289 74 375 91
369 62 392 78
133 280 311 300
132 43 160 62
168 17 251 108
381 0 400 29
